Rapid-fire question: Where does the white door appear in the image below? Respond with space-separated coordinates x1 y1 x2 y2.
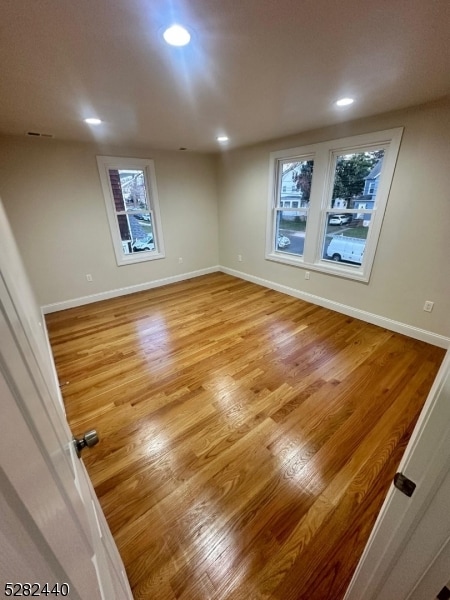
344 349 450 600
0 200 133 599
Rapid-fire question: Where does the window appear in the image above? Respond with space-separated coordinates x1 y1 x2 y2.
97 156 165 266
266 128 403 282
273 158 313 258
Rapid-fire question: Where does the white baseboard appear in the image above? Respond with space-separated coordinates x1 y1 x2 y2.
220 266 450 349
41 264 449 348
41 266 220 314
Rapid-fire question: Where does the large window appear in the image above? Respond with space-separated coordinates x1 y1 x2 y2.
97 156 165 266
266 128 403 282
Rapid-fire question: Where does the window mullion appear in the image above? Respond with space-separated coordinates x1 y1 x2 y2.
302 146 327 264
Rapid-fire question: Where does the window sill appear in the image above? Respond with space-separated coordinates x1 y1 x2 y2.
116 251 166 267
265 251 370 283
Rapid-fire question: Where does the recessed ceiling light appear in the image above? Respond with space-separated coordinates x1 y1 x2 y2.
163 25 191 47
217 136 229 143
84 117 102 125
336 98 354 107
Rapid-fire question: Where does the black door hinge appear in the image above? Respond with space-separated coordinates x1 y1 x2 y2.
394 472 416 497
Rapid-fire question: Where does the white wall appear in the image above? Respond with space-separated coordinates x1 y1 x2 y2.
217 98 450 339
0 136 219 306
0 100 449 342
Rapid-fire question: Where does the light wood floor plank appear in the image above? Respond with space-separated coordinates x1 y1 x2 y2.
46 273 445 600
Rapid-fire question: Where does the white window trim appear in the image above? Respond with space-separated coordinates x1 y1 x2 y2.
97 156 165 266
265 128 403 283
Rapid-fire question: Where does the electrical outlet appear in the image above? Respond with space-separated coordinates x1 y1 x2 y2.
86 274 93 282
423 300 434 312
238 254 242 262
305 271 310 280
178 257 183 264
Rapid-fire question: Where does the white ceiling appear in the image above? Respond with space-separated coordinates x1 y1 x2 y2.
1 0 449 153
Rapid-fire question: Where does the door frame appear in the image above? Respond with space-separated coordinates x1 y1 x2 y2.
344 349 450 599
0 198 133 599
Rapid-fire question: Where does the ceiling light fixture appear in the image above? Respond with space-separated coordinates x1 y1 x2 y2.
163 25 191 47
336 98 354 107
84 117 102 125
217 136 229 143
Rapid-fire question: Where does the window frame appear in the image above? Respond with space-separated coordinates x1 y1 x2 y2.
265 128 403 283
97 156 165 266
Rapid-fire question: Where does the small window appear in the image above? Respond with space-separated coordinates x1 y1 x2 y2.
97 156 165 266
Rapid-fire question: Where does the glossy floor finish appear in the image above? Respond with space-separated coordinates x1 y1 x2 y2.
46 273 445 600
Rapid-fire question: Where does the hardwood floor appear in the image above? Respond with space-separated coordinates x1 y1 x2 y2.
46 273 445 600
